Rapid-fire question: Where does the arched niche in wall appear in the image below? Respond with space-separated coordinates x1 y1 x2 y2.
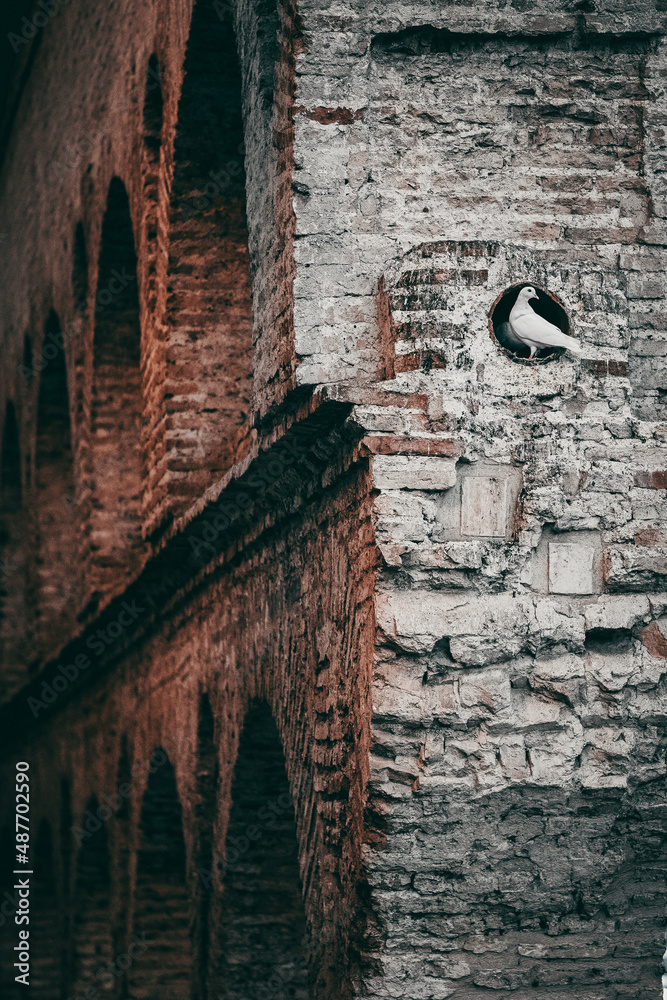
157 0 254 525
0 400 28 694
89 177 144 598
214 701 309 1000
71 222 89 431
128 749 193 998
22 335 34 385
111 739 133 997
73 221 89 320
69 796 113 997
141 54 164 316
59 778 74 990
33 310 78 651
193 694 219 999
31 819 62 998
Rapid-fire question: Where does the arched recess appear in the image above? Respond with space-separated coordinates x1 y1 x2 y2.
60 779 74 990
0 401 28 693
214 701 309 1000
69 796 113 996
154 0 254 528
73 221 89 319
33 310 78 650
22 334 34 385
31 819 62 997
193 694 219 999
111 739 133 997
141 54 164 318
129 749 193 998
71 223 89 432
89 178 144 598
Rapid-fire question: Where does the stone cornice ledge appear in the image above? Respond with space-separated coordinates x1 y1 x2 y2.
0 390 359 745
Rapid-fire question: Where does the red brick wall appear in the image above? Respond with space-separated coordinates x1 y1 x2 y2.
0 455 376 999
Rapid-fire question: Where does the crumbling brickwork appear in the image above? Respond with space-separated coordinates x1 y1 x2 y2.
1 0 667 998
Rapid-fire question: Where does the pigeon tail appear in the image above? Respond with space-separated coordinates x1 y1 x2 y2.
552 331 582 354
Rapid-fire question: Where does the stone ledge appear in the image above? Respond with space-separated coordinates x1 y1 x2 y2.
360 435 463 458
0 398 359 744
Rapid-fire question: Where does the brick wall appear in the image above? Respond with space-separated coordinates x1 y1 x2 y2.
0 443 376 999
0 1 666 998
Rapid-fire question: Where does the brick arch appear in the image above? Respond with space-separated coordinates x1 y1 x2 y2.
148 0 255 533
33 310 78 655
111 738 133 996
129 748 193 998
141 53 164 318
70 222 89 498
59 778 74 990
193 693 218 1000
89 177 144 600
22 334 34 385
69 795 113 995
213 700 309 1000
31 818 62 997
72 221 89 319
0 400 28 694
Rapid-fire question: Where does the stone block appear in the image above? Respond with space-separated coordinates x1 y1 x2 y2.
371 455 457 491
460 477 508 537
548 542 596 595
584 595 649 632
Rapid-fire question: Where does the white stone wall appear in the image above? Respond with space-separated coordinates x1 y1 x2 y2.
291 1 667 995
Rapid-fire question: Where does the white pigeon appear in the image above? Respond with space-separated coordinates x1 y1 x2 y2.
509 286 581 359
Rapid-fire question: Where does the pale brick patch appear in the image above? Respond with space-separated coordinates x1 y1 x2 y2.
460 477 508 538
548 542 596 595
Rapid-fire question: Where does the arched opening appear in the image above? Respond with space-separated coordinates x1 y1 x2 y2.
215 701 309 1000
89 177 144 598
0 400 28 691
111 739 133 996
73 221 89 319
71 223 89 450
129 749 193 998
142 54 164 316
489 284 570 363
22 334 34 385
34 310 77 649
194 694 218 999
31 819 62 997
60 779 74 990
159 0 254 521
69 797 112 996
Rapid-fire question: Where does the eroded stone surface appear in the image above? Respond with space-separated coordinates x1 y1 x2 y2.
0 1 666 998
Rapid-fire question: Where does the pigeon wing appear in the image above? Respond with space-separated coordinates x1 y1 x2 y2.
510 311 581 353
495 321 526 351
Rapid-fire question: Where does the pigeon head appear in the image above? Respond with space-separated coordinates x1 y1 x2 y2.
518 285 539 303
